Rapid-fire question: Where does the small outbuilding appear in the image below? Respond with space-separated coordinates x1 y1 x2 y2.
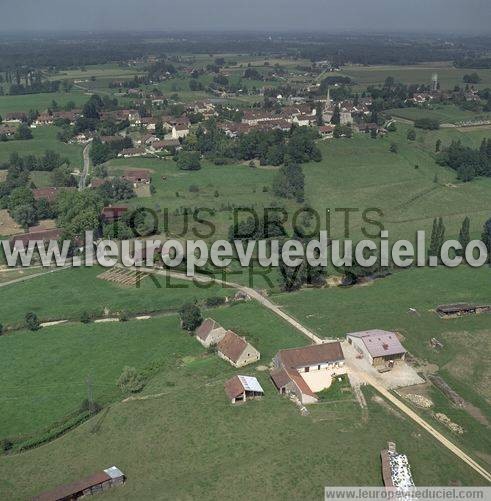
33 466 125 501
217 330 260 368
224 375 264 404
195 318 227 347
436 303 490 318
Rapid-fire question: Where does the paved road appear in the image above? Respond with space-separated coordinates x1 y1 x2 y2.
79 143 91 190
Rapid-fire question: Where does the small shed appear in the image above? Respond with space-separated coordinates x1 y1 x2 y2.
33 466 125 500
436 303 490 318
224 375 264 404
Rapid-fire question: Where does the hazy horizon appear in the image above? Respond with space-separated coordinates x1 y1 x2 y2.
1 0 490 35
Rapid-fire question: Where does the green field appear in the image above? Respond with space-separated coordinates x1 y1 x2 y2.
0 266 232 328
339 63 491 91
388 105 491 124
0 302 485 499
0 126 83 169
0 300 308 439
108 124 491 243
0 90 88 116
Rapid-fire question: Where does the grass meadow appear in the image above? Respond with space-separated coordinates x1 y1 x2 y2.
0 311 485 499
107 124 491 243
387 105 491 124
0 126 83 168
0 266 231 328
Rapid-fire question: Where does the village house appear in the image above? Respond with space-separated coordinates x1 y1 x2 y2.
242 110 288 126
32 113 54 127
218 122 252 138
119 147 146 158
11 227 62 250
101 206 129 223
140 117 158 131
318 124 335 138
149 139 181 153
292 114 315 127
271 342 345 404
217 330 260 368
90 178 107 189
224 375 264 404
346 330 406 369
32 187 75 202
195 318 227 348
165 124 190 140
52 110 79 124
190 100 217 118
122 169 152 186
0 124 18 137
5 112 27 123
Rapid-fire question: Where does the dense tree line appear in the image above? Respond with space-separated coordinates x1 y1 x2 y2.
90 137 133 165
437 138 491 181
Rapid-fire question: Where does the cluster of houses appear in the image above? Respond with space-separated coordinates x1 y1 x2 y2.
194 316 408 406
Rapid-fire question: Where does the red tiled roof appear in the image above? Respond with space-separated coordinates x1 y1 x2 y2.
217 330 248 363
270 368 292 390
224 376 245 400
196 318 221 341
33 471 111 501
277 342 344 370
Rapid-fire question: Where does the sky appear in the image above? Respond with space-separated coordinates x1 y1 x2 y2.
1 0 490 34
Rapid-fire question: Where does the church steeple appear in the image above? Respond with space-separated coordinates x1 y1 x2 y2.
325 87 332 110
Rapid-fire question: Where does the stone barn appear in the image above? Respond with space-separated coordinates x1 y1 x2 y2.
217 331 260 368
195 318 227 348
346 329 406 368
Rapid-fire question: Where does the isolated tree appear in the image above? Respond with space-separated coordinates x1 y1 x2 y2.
80 311 91 324
25 312 40 331
407 129 416 141
331 105 341 125
0 323 3 335
117 366 144 393
176 151 201 171
435 139 442 152
481 217 491 261
11 204 37 229
428 217 446 260
389 143 398 154
458 217 471 253
273 163 305 202
179 303 203 332
15 123 32 140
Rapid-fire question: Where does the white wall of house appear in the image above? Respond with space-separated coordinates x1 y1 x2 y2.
196 327 227 348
